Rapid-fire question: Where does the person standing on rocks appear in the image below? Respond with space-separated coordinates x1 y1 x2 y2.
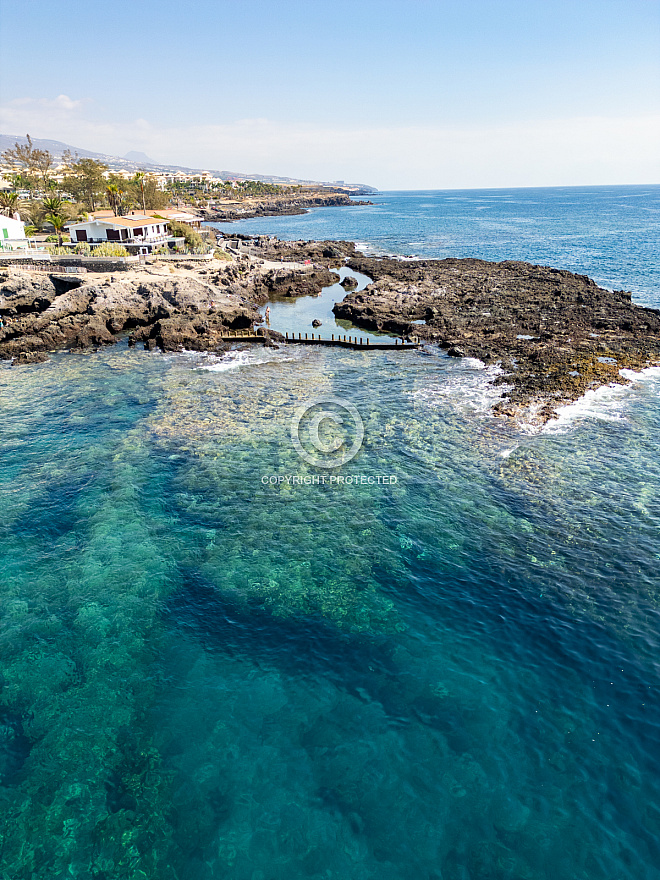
265 306 270 325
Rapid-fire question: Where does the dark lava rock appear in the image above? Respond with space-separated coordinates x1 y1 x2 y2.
312 319 322 328
12 350 50 365
254 239 357 267
251 267 339 300
334 255 660 421
340 275 359 290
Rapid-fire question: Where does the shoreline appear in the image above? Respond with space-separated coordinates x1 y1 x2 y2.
2 235 659 424
201 192 373 223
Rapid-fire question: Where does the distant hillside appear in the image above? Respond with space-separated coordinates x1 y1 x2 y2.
124 150 155 163
0 134 378 193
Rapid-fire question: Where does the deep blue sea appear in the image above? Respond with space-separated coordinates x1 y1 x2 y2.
1 186 659 879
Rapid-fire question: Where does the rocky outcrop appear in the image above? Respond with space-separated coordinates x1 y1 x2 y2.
249 267 339 299
204 193 372 222
227 237 358 266
0 265 260 363
335 256 660 420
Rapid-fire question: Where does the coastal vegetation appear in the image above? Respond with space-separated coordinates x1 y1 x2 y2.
1 136 366 249
165 218 205 251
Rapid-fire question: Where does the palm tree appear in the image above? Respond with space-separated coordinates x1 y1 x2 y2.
106 183 120 216
0 192 21 217
133 171 146 213
41 196 64 215
45 212 67 247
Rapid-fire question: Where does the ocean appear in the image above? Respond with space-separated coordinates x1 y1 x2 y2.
1 186 659 879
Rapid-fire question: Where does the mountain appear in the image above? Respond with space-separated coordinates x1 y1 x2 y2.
0 134 378 193
124 150 155 163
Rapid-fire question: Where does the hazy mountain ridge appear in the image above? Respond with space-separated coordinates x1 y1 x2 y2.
0 134 378 192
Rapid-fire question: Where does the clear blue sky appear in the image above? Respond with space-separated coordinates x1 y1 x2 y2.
1 0 658 187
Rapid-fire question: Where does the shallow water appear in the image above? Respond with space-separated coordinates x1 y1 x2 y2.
1 339 659 879
260 266 395 343
2 186 660 878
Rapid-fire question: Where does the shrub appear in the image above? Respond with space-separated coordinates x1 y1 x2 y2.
168 219 204 250
90 243 129 257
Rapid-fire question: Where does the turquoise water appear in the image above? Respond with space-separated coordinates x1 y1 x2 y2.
2 187 660 878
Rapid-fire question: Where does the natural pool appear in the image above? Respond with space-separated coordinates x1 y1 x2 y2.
259 265 395 344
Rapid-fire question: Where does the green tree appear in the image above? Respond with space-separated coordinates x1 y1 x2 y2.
45 212 67 247
10 173 34 194
62 154 108 211
133 171 147 213
24 200 46 230
106 183 121 215
167 219 205 251
0 192 21 217
41 196 65 215
123 173 167 210
1 134 53 186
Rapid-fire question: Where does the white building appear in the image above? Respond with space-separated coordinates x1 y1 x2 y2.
66 215 183 254
0 215 28 252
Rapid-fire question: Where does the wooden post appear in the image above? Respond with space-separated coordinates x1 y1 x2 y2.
286 332 288 339
299 332 301 340
305 332 308 340
360 338 363 345
332 333 334 341
395 338 398 346
367 338 370 345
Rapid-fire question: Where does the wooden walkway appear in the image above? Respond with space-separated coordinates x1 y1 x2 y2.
220 329 420 351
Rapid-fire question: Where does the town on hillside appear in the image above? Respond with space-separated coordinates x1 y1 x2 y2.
0 134 371 259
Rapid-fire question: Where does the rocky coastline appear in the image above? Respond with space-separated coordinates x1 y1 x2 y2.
202 193 372 222
0 256 337 364
336 254 660 421
2 237 659 424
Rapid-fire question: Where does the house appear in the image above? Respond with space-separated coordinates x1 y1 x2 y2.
0 215 28 252
90 208 203 229
66 215 184 254
124 209 203 229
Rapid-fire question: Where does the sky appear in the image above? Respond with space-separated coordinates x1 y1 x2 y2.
0 0 659 189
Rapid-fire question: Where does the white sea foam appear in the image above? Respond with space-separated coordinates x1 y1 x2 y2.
541 385 630 434
538 366 660 435
412 361 512 417
200 348 295 373
619 365 660 384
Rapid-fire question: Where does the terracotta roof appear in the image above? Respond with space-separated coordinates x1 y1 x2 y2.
70 216 167 229
126 209 202 222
